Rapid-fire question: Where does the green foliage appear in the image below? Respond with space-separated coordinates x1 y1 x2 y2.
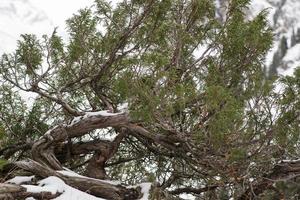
0 85 49 148
229 148 247 163
205 85 243 145
0 125 5 141
67 9 97 63
48 30 64 65
275 68 300 147
0 159 8 171
16 34 43 74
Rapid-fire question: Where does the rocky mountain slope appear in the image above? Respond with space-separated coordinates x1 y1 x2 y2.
250 0 300 76
217 0 300 77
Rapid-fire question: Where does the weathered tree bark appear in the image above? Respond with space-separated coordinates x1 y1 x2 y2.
14 159 143 200
84 130 127 179
0 113 149 199
85 151 109 179
0 183 60 200
1 113 159 199
55 139 114 179
54 131 127 179
31 113 129 171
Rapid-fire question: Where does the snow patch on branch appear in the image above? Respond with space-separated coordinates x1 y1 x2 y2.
23 176 106 200
57 169 84 178
57 168 152 200
6 175 34 185
118 102 129 112
69 110 124 126
57 169 151 199
85 110 122 117
22 177 64 195
280 159 300 163
57 169 121 185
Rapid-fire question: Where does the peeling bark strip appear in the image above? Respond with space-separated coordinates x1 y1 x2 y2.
14 159 142 200
31 112 129 170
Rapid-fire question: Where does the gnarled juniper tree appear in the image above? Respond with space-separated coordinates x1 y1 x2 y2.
0 0 299 199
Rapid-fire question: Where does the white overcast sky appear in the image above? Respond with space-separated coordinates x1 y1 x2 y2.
29 0 94 28
0 0 95 53
0 0 95 104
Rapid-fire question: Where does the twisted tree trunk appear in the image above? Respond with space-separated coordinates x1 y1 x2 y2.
1 112 146 200
12 159 142 200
